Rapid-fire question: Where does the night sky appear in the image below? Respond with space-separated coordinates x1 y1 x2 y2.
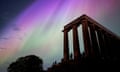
0 0 120 72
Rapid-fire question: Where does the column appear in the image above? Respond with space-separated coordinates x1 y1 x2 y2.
97 30 107 59
103 33 111 59
82 19 91 57
63 30 69 62
89 24 100 57
107 36 113 59
72 25 81 61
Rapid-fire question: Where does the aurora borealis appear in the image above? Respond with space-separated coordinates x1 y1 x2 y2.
0 0 120 72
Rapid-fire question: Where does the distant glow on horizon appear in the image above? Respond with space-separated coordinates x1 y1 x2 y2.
0 0 117 69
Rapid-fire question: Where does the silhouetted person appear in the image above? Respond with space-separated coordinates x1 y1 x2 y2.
7 55 45 72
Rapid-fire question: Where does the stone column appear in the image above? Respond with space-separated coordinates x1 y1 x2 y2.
82 19 91 57
106 35 113 59
72 25 81 61
89 24 100 57
97 30 107 58
63 30 69 62
103 33 111 59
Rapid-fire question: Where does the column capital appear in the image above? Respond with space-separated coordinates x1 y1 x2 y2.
62 29 69 32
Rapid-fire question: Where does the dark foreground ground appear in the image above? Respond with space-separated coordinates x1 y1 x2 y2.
47 57 120 72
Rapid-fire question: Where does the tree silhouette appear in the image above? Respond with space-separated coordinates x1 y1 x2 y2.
7 55 44 72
